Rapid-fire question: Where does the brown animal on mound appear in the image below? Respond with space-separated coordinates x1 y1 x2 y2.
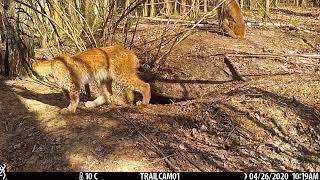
218 0 246 38
32 45 151 114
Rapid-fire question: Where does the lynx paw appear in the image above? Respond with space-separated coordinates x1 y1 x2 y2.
60 108 75 114
84 101 96 108
136 101 148 106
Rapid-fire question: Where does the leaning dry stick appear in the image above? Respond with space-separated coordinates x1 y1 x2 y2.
224 55 246 81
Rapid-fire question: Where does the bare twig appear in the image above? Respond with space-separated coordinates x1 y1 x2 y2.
32 0 63 47
101 0 115 45
28 76 61 91
301 38 319 52
68 3 97 47
32 144 37 152
123 19 129 46
149 0 226 71
15 0 84 51
111 0 147 43
155 17 172 63
174 0 225 45
129 15 140 49
152 32 182 71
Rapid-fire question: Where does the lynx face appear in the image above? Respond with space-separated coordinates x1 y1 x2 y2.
32 45 151 114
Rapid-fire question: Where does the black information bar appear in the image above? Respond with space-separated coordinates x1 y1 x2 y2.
5 172 320 180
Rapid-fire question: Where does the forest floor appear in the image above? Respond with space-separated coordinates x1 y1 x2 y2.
0 8 320 171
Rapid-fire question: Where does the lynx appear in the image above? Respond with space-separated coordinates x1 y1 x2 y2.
218 0 246 38
32 45 151 114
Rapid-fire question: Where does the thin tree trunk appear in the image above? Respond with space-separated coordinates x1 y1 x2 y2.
181 0 186 15
64 1 73 21
92 0 99 29
104 0 110 17
49 0 61 46
114 0 117 13
204 0 208 13
174 0 178 14
195 0 200 17
265 0 270 19
165 0 172 16
80 0 88 29
0 11 5 43
3 0 33 77
143 0 148 16
150 0 155 17
3 0 16 77
240 0 244 8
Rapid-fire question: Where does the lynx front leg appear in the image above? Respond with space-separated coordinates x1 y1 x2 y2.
221 19 237 38
123 77 151 106
60 86 80 114
62 89 69 100
84 80 112 108
135 84 151 105
84 84 91 98
102 79 113 103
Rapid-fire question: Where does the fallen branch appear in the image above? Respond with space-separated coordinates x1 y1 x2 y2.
129 16 217 30
131 17 300 31
216 53 320 59
129 16 198 24
224 55 247 82
246 21 288 28
301 38 319 52
271 8 320 18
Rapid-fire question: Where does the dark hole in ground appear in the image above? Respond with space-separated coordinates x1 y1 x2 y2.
150 93 187 105
132 91 183 105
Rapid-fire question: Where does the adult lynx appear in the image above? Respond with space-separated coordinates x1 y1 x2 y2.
32 45 151 114
218 0 246 38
